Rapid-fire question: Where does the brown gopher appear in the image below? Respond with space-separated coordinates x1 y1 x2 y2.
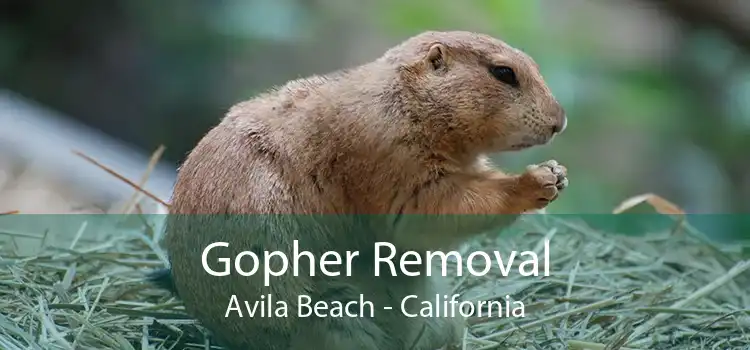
151 30 568 350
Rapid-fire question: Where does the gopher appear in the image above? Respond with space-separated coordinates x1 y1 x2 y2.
152 30 568 350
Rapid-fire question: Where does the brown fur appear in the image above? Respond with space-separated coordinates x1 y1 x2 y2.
161 31 568 350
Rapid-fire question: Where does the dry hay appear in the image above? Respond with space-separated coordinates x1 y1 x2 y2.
1 209 749 350
1 151 749 349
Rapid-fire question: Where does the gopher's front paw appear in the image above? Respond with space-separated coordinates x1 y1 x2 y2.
518 160 568 209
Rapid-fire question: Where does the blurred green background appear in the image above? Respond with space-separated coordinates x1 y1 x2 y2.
0 0 749 237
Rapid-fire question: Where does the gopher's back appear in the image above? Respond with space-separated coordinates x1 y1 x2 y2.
170 71 409 216
162 76 413 349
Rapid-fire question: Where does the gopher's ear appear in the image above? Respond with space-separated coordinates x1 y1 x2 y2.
424 43 449 71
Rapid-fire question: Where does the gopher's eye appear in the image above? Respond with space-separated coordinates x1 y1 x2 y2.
489 66 519 87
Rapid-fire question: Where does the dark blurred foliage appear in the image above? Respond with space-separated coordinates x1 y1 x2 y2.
0 0 337 163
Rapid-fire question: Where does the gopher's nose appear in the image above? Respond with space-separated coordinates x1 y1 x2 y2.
553 114 567 134
551 104 567 135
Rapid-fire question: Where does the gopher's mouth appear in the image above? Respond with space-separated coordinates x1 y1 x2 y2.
508 134 554 150
508 143 534 150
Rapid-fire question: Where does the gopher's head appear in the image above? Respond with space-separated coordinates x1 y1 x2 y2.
382 31 566 155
